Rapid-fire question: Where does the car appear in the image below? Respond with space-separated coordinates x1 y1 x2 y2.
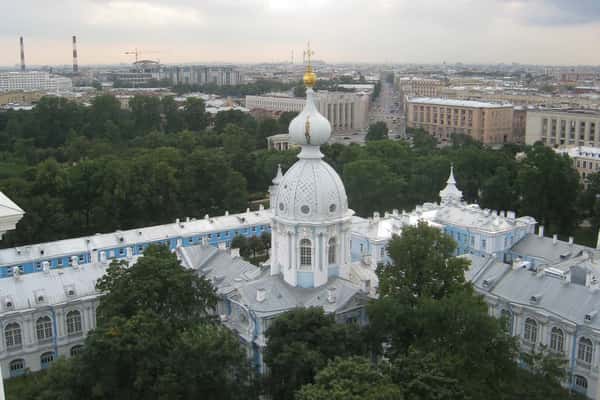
343 137 351 140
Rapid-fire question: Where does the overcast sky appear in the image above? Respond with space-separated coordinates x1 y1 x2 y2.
1 0 599 67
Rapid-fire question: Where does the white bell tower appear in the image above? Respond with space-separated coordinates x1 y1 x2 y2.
270 43 353 289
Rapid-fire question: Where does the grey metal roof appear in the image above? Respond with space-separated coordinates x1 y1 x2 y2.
465 254 600 330
511 234 597 264
0 263 105 314
177 245 262 296
178 243 366 318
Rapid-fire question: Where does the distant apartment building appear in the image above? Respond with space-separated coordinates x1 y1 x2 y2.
106 64 242 87
406 97 514 145
525 109 600 147
165 66 242 86
0 72 72 93
398 77 444 97
246 91 370 133
555 146 600 185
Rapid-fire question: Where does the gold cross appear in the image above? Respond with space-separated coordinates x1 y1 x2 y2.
303 41 315 67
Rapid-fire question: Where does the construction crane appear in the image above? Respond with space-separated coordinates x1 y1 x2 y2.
123 48 159 63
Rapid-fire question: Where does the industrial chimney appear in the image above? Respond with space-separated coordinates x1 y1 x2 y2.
19 36 25 71
72 35 79 73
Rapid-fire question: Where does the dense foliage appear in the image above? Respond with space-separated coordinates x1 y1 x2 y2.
263 307 366 400
366 121 389 141
5 245 257 400
0 94 591 251
258 224 580 399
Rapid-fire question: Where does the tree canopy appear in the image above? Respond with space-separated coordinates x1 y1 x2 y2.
263 307 366 400
6 245 257 400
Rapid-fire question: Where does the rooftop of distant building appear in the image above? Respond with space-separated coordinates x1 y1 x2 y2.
408 97 513 108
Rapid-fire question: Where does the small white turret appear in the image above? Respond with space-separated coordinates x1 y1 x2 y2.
439 164 463 205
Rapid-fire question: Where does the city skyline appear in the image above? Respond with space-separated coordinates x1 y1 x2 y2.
1 0 600 67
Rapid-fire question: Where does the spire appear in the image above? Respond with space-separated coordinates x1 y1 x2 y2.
288 42 331 159
303 41 316 88
447 163 456 184
272 164 283 185
439 164 463 205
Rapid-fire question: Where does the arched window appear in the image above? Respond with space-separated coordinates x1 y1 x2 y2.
524 318 537 343
550 327 564 353
40 352 54 369
500 309 513 334
36 316 53 341
4 323 22 348
70 345 83 357
574 375 588 393
328 238 336 265
9 359 25 378
66 310 82 335
578 337 593 364
300 239 312 268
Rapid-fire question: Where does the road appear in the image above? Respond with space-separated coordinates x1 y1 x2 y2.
368 77 406 140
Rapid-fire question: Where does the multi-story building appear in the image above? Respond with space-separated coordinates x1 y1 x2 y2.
469 237 600 398
526 109 600 147
555 146 600 185
246 91 370 133
350 167 537 269
165 66 242 86
398 77 445 97
406 97 515 145
0 72 72 93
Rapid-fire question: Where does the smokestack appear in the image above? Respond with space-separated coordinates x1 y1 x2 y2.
19 36 25 71
72 35 79 73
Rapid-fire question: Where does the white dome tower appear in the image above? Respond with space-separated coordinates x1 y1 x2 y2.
270 44 353 288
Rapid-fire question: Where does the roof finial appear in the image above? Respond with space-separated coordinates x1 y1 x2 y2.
303 41 316 88
448 163 456 184
272 164 284 185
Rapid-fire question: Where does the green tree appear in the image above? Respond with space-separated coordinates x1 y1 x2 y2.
366 122 389 142
343 159 405 216
96 245 216 327
480 165 518 212
378 221 470 300
517 143 580 234
256 117 280 148
264 307 366 400
279 111 299 131
183 97 207 131
7 245 256 400
390 350 464 400
231 234 251 258
129 95 162 135
296 357 403 400
162 96 185 133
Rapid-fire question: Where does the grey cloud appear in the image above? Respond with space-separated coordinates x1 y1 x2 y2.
504 0 600 25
